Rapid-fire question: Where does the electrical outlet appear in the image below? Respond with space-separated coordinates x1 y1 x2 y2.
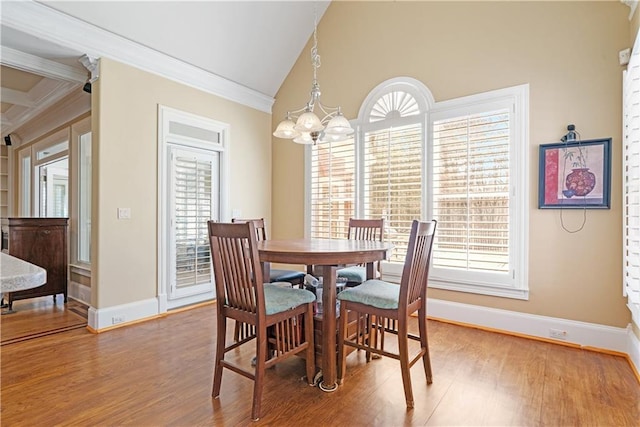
549 328 567 340
112 316 125 325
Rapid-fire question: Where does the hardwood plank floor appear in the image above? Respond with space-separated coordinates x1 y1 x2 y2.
1 296 87 345
1 303 638 426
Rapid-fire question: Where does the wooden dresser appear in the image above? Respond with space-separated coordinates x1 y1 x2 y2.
7 217 68 310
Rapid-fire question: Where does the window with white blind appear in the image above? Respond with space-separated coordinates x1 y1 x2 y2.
306 78 528 298
432 110 510 274
623 38 640 326
363 124 423 263
309 137 355 239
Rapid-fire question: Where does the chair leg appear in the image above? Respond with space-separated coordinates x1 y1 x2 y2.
233 321 241 342
304 305 316 385
212 316 227 398
251 331 268 421
417 306 433 384
398 320 414 409
337 303 349 385
365 313 373 362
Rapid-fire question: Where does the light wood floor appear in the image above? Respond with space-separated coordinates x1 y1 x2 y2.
1 296 87 345
1 303 638 426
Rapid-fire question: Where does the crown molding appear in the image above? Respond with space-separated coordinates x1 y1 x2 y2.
1 46 87 83
622 0 638 20
1 1 275 113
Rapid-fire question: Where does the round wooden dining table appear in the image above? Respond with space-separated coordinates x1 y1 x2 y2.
257 238 393 392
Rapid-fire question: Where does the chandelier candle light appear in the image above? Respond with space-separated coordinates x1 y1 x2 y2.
272 11 354 145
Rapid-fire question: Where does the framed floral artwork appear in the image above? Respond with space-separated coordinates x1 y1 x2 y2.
538 138 611 209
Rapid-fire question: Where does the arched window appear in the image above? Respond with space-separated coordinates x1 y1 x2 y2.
357 78 433 264
306 78 529 299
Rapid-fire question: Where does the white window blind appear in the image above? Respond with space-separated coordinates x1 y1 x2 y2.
363 124 422 262
432 110 510 274
310 138 355 239
172 149 216 291
624 45 640 325
306 80 527 298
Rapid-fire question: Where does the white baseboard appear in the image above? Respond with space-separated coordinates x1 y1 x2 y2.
88 298 159 330
427 298 640 377
68 281 91 305
427 298 629 352
627 325 640 376
82 293 640 376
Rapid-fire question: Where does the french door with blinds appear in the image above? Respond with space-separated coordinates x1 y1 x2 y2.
167 146 219 304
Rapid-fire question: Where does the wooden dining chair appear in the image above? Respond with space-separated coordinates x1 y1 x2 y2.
337 219 437 409
208 221 316 421
231 218 307 342
337 218 384 286
231 218 305 286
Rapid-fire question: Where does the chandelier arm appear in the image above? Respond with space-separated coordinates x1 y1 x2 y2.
315 103 341 122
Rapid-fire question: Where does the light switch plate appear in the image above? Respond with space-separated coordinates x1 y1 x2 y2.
117 207 131 219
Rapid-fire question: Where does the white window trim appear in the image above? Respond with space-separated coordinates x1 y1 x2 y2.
305 79 529 300
428 84 529 300
17 147 31 216
70 116 92 269
157 105 230 313
623 31 640 326
31 128 70 217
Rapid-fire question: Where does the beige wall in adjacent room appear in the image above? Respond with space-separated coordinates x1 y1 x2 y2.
272 1 630 327
93 58 272 309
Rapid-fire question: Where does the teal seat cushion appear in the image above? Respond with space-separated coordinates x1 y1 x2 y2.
268 281 293 288
263 284 315 315
337 266 381 283
337 266 367 283
337 279 399 310
270 269 305 283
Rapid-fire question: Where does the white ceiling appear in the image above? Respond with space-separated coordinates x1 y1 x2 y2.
0 0 330 136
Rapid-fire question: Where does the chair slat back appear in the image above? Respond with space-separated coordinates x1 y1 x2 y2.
208 221 265 316
347 218 384 241
399 220 437 313
232 218 267 241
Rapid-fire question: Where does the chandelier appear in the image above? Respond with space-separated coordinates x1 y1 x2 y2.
272 11 354 145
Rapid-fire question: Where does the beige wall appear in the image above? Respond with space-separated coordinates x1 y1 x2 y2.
272 1 630 327
93 58 272 308
631 4 639 44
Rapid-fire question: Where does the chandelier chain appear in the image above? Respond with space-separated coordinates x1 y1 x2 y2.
271 3 354 144
311 8 321 84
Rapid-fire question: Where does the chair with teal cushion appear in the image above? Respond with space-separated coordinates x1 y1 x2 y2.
208 221 316 421
232 218 305 286
231 218 306 342
337 218 384 286
337 219 437 409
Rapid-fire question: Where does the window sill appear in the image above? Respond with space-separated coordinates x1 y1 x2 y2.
381 261 528 300
428 278 529 300
69 263 91 277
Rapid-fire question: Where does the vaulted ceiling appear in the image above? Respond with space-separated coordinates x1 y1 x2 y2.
1 0 330 138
